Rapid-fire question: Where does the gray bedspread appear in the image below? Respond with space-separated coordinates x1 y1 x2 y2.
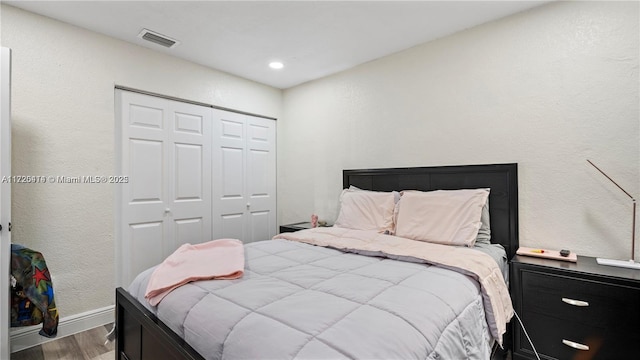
128 239 498 360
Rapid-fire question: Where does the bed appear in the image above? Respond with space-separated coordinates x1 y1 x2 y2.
115 163 518 360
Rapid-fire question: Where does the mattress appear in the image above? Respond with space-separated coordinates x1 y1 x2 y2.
128 238 506 360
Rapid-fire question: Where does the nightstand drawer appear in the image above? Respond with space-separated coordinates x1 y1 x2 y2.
520 312 640 359
521 270 640 333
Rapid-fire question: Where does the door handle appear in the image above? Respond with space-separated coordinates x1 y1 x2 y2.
562 298 589 307
562 339 589 351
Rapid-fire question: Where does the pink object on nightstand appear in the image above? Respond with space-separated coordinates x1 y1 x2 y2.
311 214 318 228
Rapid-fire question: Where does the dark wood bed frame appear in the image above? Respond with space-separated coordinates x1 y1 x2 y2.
116 163 519 360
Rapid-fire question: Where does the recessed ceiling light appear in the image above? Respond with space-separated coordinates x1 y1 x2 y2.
269 61 284 69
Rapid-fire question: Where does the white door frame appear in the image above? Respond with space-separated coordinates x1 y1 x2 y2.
1 46 13 360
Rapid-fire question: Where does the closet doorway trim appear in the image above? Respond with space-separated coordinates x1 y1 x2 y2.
114 85 277 121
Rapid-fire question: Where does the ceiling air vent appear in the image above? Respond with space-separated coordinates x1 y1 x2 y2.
138 28 180 49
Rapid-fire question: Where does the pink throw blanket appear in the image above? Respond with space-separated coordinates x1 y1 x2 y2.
145 239 244 306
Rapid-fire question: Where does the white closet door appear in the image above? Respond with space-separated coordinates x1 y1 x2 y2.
169 101 212 249
212 110 247 240
0 47 12 360
117 91 211 288
212 109 276 242
245 116 277 242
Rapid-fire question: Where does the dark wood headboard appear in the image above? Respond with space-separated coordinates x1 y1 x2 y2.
343 163 519 259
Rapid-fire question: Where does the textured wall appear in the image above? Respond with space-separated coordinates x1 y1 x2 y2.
280 1 640 260
1 5 282 317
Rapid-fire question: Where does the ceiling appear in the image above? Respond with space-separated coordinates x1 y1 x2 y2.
6 1 550 89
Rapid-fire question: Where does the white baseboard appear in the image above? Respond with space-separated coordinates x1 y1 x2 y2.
10 305 115 353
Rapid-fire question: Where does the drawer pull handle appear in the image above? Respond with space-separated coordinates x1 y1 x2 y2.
562 297 589 307
562 339 590 351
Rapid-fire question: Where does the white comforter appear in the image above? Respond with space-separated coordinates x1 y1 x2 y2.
274 227 513 344
128 229 512 359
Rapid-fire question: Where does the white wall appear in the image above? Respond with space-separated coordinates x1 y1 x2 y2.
280 1 640 260
0 4 282 318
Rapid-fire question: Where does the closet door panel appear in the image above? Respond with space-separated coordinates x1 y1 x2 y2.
119 92 170 287
221 147 244 198
248 211 271 243
173 143 203 200
245 117 276 241
129 139 164 205
212 109 276 242
117 91 212 288
129 103 164 129
126 102 166 209
168 101 212 250
220 214 245 240
129 222 164 281
213 110 247 240
174 217 204 248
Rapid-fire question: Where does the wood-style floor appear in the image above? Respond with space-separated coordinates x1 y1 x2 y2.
11 324 115 360
9 323 511 360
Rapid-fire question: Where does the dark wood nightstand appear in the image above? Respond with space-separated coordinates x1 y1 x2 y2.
279 222 313 234
511 254 640 360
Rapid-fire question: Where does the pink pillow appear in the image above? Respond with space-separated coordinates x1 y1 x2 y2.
395 189 489 246
334 188 396 233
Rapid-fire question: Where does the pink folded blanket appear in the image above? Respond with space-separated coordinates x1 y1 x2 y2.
145 238 245 306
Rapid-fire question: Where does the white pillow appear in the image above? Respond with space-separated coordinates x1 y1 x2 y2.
349 185 401 204
395 189 490 246
334 188 396 233
475 196 491 245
